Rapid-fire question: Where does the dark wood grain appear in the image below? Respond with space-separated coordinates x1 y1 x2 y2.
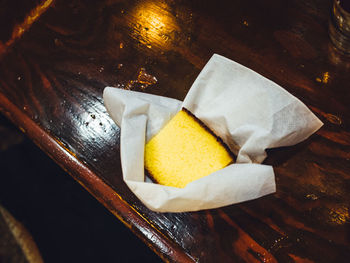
1 0 350 262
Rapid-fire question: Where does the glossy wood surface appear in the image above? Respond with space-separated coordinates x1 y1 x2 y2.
1 0 350 262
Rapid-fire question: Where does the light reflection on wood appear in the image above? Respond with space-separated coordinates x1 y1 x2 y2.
128 1 179 50
0 0 54 56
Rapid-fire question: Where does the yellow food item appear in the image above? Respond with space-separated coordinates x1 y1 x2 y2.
144 108 234 188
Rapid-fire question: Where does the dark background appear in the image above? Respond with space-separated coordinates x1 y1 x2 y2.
0 113 162 263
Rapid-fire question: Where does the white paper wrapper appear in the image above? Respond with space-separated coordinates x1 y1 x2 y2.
103 54 323 212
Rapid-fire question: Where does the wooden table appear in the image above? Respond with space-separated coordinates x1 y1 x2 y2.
1 0 350 262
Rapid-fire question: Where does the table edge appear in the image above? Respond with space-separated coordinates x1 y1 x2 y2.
0 92 195 263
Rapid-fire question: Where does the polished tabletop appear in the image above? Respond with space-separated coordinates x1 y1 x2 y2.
1 0 350 262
